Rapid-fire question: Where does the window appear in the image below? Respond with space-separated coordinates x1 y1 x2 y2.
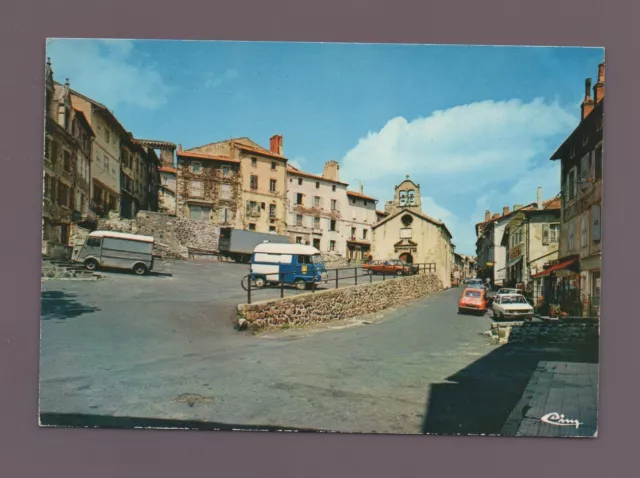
105 129 110 143
86 237 102 248
352 198 356 204
331 199 337 211
313 196 321 208
296 214 303 226
580 154 590 182
190 181 203 197
314 216 320 229
592 205 602 242
271 161 276 170
269 226 276 232
269 179 277 192
581 215 588 247
249 223 256 231
222 166 230 177
192 162 201 174
595 145 603 180
296 236 302 244
330 220 336 231
269 204 276 218
399 190 407 206
298 177 303 186
566 167 577 201
313 238 321 249
251 158 257 167
162 176 168 186
316 181 320 189
542 224 560 245
221 184 232 199
407 190 415 205
63 150 72 172
332 185 336 192
568 221 575 251
218 207 229 223
250 175 258 190
351 227 356 237
362 229 368 240
296 193 304 205
58 183 70 208
43 174 51 199
329 240 336 251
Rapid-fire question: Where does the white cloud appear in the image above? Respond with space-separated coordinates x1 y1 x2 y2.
341 98 576 255
204 69 239 89
288 156 307 170
46 39 171 110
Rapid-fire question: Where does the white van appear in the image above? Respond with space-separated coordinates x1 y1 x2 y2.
72 230 155 275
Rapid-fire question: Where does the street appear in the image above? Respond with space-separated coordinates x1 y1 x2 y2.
40 260 594 434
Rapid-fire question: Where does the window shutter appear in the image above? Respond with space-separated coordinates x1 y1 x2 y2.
542 224 549 245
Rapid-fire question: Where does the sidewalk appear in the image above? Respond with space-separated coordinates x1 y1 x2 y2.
500 361 598 437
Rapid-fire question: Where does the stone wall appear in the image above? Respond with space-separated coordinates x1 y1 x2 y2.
237 273 443 331
97 210 220 259
490 319 600 345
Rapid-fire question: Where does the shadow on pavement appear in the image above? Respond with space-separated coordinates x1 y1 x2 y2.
39 412 327 433
421 341 599 436
41 291 100 320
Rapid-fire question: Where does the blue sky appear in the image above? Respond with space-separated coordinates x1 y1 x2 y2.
46 39 604 255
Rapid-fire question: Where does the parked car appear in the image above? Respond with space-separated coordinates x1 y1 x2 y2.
249 243 328 290
491 294 534 321
458 287 487 315
362 259 419 276
466 279 486 290
496 288 520 297
71 230 155 275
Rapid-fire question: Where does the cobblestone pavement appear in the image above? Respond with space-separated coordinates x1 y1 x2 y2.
39 262 597 435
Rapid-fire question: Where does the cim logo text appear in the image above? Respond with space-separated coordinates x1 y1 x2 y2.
540 412 581 429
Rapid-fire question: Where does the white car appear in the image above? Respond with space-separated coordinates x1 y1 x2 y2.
492 294 534 321
495 288 521 297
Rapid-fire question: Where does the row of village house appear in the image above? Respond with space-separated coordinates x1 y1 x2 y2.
42 59 466 288
475 61 604 318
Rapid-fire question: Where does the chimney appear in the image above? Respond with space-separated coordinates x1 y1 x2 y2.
269 134 283 155
322 160 340 181
492 213 500 220
593 61 605 103
581 77 595 120
178 144 183 152
502 206 510 216
359 182 364 194
537 187 543 210
485 210 491 222
513 204 523 211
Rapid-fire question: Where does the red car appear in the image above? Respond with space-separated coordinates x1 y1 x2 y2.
362 259 419 276
458 287 487 315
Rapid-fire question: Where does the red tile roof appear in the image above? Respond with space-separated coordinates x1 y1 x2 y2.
347 190 377 202
234 142 287 160
177 150 241 163
285 165 349 186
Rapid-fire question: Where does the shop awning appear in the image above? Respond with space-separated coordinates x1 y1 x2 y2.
507 256 523 268
531 257 579 278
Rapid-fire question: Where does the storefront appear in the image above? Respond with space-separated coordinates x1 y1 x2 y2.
347 239 371 263
531 255 581 317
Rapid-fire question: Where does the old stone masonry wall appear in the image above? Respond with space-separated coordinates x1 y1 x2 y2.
237 273 443 331
97 211 220 259
491 319 600 345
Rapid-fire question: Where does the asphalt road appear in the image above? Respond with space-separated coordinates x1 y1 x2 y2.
39 262 595 435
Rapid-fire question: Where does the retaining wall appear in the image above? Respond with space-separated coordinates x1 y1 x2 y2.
236 273 443 331
491 318 600 344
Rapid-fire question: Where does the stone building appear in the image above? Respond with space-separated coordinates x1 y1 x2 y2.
372 176 453 288
175 148 242 228
119 135 162 218
533 61 604 317
42 59 96 256
183 135 288 234
70 86 129 218
500 189 561 297
285 160 350 252
345 188 378 262
135 139 177 215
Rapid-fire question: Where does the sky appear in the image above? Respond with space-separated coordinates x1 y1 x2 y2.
46 39 604 255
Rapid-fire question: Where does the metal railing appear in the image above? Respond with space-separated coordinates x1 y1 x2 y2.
241 262 437 304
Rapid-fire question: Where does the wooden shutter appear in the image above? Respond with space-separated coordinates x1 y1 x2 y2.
542 224 550 245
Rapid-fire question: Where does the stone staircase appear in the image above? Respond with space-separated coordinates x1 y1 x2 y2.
41 258 102 280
